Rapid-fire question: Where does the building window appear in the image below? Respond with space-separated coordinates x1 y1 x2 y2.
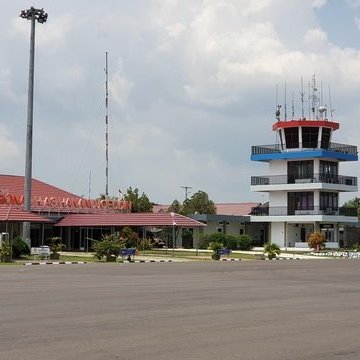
320 160 338 182
239 228 244 235
284 127 299 148
321 128 331 149
288 160 314 182
302 127 319 148
320 192 338 210
288 192 314 214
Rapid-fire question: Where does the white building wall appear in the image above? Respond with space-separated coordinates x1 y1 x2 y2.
269 160 287 176
269 191 287 207
270 222 284 247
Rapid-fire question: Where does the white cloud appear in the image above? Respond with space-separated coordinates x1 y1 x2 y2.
312 0 327 9
109 73 134 109
2 0 360 203
0 125 20 160
166 22 187 38
304 28 328 50
12 14 74 47
347 0 360 8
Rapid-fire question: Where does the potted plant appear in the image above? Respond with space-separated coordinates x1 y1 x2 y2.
209 241 224 260
0 240 12 263
49 237 65 260
93 233 125 262
263 242 281 260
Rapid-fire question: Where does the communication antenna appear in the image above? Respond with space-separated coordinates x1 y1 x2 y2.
181 186 192 200
308 81 311 119
105 51 109 197
284 81 287 121
291 91 295 119
311 74 318 119
88 170 91 199
328 85 335 120
300 76 305 119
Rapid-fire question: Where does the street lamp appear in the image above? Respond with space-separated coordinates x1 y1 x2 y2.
20 7 48 245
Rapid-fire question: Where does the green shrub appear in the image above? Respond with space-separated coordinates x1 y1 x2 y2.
120 227 139 248
264 242 281 258
223 235 238 250
237 234 253 250
11 236 30 258
208 232 227 244
198 234 211 249
0 240 12 262
208 241 224 252
137 239 152 251
353 243 360 252
93 232 125 260
182 229 193 249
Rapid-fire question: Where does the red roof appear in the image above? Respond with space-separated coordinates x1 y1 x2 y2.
215 203 260 216
153 203 259 216
0 174 80 198
0 205 52 223
55 212 206 227
272 119 339 131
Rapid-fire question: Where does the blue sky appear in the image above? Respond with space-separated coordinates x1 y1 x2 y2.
1 0 360 205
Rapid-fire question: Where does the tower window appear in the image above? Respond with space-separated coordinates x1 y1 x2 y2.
302 127 319 148
321 128 331 149
284 127 299 148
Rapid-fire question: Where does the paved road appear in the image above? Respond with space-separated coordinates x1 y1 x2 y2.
1 260 360 360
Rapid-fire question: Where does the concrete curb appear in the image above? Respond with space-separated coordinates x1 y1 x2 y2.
124 259 173 263
24 261 87 266
220 258 242 261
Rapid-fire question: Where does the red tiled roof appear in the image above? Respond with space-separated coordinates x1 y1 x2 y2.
0 205 52 223
55 212 206 227
153 203 260 216
215 203 260 216
152 204 170 213
0 174 81 198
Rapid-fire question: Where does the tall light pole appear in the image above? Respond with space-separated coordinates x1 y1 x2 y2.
20 7 48 245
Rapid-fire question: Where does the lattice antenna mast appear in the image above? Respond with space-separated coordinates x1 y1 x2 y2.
311 74 318 119
300 76 305 120
328 85 335 120
105 52 109 197
284 81 287 121
181 186 192 201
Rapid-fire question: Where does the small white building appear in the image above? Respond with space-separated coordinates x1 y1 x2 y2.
250 97 358 248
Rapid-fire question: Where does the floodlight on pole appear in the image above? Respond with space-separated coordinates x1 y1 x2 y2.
20 7 48 245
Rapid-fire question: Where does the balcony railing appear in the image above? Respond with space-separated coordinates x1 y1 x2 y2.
251 142 358 156
251 174 357 186
250 206 357 217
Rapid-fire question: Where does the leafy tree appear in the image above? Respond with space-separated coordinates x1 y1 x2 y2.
307 232 326 252
342 197 360 219
120 226 139 248
168 199 182 214
124 187 153 213
180 190 216 215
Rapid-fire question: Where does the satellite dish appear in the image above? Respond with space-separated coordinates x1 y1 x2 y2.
319 106 326 113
